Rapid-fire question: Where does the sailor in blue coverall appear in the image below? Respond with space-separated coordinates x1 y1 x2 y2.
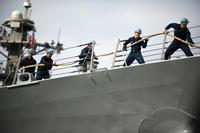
78 43 98 72
20 48 36 76
164 18 194 60
36 49 56 80
123 28 148 66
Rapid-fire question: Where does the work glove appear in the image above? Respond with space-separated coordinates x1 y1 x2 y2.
164 29 169 34
145 39 149 43
52 62 58 66
122 46 127 51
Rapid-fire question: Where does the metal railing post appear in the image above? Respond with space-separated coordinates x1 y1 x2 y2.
161 31 167 60
112 39 120 68
122 44 127 67
90 41 95 71
12 54 22 85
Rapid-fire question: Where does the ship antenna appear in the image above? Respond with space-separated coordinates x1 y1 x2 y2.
23 0 31 19
57 28 61 43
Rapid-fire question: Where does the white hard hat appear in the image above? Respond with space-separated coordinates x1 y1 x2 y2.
10 10 23 20
135 28 142 34
47 49 54 54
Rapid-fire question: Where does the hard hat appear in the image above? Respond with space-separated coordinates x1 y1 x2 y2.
28 48 34 54
10 10 23 20
47 49 54 54
180 18 189 25
135 28 142 34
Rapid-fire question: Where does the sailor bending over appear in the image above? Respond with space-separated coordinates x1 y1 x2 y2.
78 43 98 72
164 18 194 60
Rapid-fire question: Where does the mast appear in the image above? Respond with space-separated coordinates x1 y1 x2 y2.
0 0 63 85
0 0 35 85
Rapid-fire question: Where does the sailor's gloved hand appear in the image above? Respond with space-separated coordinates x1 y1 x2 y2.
52 62 58 66
145 39 149 43
122 46 127 51
164 29 169 34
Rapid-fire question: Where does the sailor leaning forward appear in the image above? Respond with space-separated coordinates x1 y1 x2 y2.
164 18 194 60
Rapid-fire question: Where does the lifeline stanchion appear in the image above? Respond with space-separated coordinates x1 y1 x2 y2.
112 39 120 68
161 31 167 60
122 43 127 67
90 41 95 71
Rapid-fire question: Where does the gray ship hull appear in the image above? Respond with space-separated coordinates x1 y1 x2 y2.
0 56 200 133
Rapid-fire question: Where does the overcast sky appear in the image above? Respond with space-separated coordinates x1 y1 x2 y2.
0 0 200 74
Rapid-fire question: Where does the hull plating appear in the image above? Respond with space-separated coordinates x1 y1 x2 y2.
0 57 200 133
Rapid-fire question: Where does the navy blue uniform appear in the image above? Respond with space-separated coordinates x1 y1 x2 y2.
20 56 36 76
79 47 92 65
79 47 98 64
36 56 53 80
123 37 147 66
164 23 194 60
79 47 92 59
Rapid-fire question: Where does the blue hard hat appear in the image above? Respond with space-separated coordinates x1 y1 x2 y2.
180 18 189 25
135 28 142 34
28 48 34 54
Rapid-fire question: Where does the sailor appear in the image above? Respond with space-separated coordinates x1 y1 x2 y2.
20 48 36 76
164 18 194 60
36 49 56 80
78 43 98 72
122 28 148 66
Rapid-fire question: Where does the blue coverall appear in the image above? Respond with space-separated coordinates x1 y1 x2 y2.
36 56 53 80
123 37 148 66
20 56 36 76
79 47 92 65
79 47 92 59
164 23 194 60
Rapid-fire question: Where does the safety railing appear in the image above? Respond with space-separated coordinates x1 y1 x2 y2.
49 41 98 77
112 26 200 68
1 25 200 80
